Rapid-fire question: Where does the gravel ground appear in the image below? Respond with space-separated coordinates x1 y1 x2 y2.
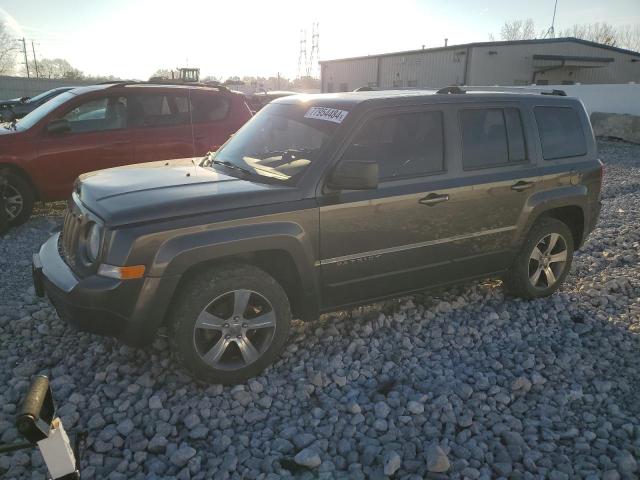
0 139 638 480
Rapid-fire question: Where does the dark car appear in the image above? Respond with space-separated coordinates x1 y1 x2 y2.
0 86 75 122
33 87 602 383
246 90 297 112
0 82 252 225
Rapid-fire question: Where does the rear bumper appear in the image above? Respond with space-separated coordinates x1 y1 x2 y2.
34 233 180 346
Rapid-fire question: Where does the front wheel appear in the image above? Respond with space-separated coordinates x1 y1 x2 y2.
169 263 292 384
2 173 35 226
504 217 574 299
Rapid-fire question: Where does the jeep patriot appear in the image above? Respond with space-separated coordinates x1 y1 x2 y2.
33 87 602 383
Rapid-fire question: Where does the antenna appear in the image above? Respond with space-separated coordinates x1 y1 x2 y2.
308 22 319 78
543 0 559 38
297 29 307 78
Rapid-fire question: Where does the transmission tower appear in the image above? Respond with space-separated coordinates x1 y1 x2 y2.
297 29 307 78
308 22 319 78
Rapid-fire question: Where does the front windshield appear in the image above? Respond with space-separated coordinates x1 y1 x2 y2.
210 103 341 182
16 91 76 130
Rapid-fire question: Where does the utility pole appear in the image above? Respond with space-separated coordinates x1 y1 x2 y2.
21 38 30 78
544 0 559 39
31 41 39 78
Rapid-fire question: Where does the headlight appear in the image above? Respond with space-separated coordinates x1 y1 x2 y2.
86 223 102 262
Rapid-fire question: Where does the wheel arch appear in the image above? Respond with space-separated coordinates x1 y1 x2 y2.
152 223 321 326
518 186 588 249
0 162 40 200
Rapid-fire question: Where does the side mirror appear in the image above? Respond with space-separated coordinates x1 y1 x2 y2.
328 160 378 190
46 119 71 135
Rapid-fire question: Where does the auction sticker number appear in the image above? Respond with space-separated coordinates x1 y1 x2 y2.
304 107 349 124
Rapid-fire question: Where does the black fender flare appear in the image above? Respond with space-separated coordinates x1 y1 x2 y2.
149 221 320 299
515 185 588 247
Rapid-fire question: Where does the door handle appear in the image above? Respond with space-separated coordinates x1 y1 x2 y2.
511 181 534 192
419 193 449 206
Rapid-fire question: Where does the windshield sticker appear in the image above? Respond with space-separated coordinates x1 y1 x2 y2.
304 107 349 124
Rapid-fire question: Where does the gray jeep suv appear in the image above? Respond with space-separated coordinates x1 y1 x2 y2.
33 87 602 383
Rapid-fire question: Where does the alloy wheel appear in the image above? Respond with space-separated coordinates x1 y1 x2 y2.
2 184 23 220
192 289 277 371
528 232 568 289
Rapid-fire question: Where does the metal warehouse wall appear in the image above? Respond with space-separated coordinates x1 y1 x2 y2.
321 40 640 92
468 42 640 85
0 76 92 100
378 49 466 88
321 57 377 92
320 50 466 92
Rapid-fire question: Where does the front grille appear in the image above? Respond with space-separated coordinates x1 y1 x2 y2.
60 208 78 269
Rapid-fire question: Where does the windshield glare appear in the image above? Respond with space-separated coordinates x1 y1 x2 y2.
211 103 338 182
16 91 76 130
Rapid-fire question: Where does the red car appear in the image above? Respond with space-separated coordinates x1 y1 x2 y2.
0 82 252 224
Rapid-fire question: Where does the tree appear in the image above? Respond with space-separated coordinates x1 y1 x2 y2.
496 18 537 41
150 68 173 80
0 21 17 75
27 58 84 79
614 24 640 52
559 22 618 46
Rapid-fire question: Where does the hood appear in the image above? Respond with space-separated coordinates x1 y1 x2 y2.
77 158 299 226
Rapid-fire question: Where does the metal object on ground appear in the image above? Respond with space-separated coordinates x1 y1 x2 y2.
0 375 81 479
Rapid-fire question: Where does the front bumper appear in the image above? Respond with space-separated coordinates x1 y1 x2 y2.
33 233 180 346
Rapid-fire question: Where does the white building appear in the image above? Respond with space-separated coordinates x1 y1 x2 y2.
320 37 640 92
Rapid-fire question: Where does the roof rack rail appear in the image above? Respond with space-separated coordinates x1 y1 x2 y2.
354 86 377 92
99 80 230 92
436 85 466 94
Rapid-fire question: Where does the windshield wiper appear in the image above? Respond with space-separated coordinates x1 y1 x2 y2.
211 159 254 176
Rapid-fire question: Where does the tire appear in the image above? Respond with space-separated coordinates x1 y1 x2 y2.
503 217 574 299
169 263 292 384
2 173 35 226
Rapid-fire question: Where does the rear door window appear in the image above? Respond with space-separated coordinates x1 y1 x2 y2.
130 93 190 127
343 110 445 180
61 96 127 133
190 92 230 123
460 107 527 169
534 106 587 160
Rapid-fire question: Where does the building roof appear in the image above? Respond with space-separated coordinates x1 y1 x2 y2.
319 37 640 64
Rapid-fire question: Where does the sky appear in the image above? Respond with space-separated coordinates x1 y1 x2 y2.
1 0 639 80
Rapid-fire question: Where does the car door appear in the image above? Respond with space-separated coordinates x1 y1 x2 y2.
189 90 240 154
35 94 132 199
318 106 472 308
128 91 195 163
449 103 542 276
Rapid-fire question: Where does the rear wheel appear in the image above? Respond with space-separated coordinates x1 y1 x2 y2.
2 173 34 226
169 263 292 384
504 217 574 299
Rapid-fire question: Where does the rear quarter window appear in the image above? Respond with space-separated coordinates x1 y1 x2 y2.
534 106 587 160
